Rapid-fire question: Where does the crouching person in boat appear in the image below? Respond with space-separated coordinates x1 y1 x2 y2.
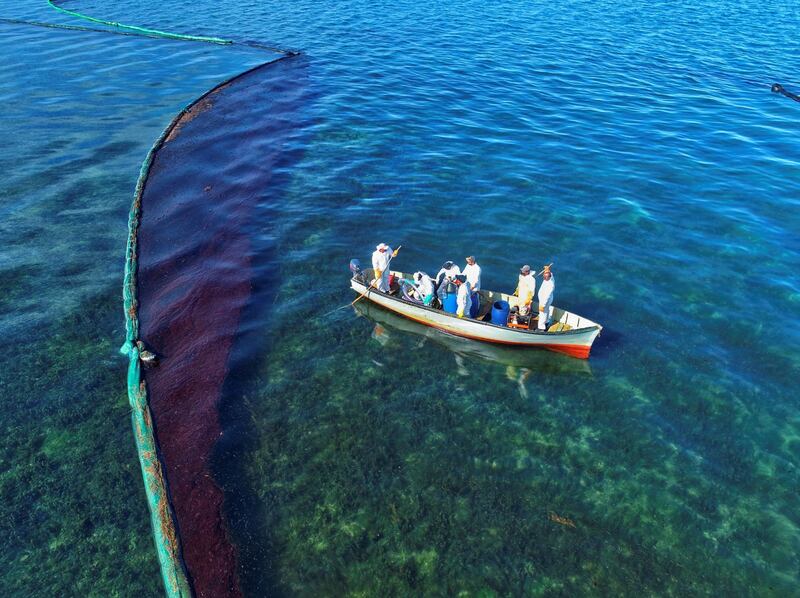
412 271 435 306
454 275 473 318
435 260 461 301
510 264 536 315
537 265 555 330
371 242 398 292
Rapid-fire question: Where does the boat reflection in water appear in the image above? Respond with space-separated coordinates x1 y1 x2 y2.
354 301 592 379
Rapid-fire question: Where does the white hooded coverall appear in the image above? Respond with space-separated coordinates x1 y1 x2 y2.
516 273 536 311
436 264 461 299
371 246 394 292
456 281 473 318
414 273 435 305
462 262 481 292
537 275 555 330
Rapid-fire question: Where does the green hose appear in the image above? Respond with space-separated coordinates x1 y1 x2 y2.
47 0 232 45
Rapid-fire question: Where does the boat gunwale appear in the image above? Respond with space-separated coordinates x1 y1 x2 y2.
351 272 602 338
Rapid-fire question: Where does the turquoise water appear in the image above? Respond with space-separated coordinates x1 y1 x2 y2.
2 0 800 595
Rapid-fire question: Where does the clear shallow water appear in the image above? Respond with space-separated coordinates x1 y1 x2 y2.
2 0 800 595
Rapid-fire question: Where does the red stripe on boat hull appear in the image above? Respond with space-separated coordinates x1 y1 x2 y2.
370 298 593 359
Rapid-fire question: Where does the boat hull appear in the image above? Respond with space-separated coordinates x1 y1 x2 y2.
351 272 601 359
354 301 593 374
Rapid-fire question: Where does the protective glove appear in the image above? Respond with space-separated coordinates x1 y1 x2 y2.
374 269 383 280
538 304 545 313
392 249 399 257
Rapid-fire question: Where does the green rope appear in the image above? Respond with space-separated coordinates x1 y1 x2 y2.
120 121 193 598
47 0 232 45
30 3 297 595
120 49 297 597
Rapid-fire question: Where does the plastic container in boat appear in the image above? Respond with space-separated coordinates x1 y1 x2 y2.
491 300 510 326
469 292 480 318
442 283 458 313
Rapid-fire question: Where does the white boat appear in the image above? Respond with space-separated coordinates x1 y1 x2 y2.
353 301 593 375
350 268 603 359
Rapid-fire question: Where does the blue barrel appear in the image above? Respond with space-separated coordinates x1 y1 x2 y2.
469 292 480 318
491 300 510 326
442 283 458 314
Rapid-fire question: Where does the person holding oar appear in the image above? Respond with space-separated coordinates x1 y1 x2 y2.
322 244 399 316
537 264 556 330
371 242 400 292
509 262 553 325
347 243 402 310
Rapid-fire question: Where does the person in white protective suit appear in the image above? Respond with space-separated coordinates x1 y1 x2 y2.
537 265 555 330
463 255 482 317
462 256 481 292
412 271 435 305
511 264 536 315
435 260 461 301
455 276 473 318
371 243 398 292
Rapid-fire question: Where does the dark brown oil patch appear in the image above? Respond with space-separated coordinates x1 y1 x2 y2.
164 97 215 143
135 54 305 598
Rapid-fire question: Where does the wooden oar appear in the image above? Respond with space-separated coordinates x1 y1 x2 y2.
350 245 402 306
534 262 554 277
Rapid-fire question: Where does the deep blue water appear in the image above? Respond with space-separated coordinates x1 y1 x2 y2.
1 0 799 595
